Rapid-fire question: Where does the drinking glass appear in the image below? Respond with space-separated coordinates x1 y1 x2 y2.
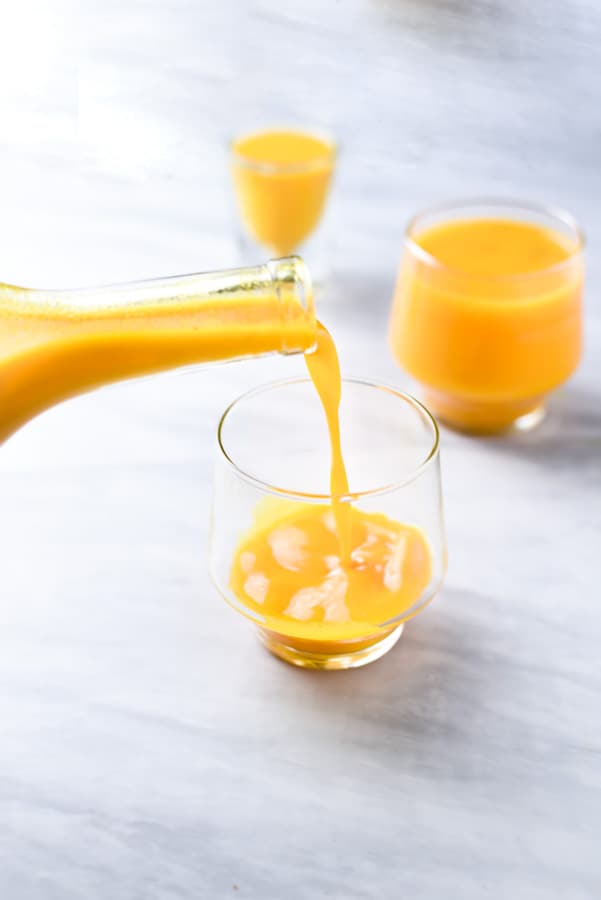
389 199 585 434
210 378 446 670
229 128 337 259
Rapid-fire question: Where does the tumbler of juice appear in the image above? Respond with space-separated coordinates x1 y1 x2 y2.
389 200 584 434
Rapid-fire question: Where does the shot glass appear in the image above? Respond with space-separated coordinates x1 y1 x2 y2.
229 128 337 260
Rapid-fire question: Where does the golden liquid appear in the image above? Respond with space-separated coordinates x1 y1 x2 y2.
416 218 575 276
304 323 351 561
0 278 314 444
389 217 583 432
231 129 335 256
230 321 432 649
0 264 433 652
230 504 431 644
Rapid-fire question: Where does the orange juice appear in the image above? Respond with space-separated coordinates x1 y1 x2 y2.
304 323 351 561
228 324 433 660
389 208 584 433
231 129 335 256
0 259 315 443
0 251 436 666
230 504 431 651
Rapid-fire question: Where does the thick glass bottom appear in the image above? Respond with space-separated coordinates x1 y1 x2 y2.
256 623 404 670
422 388 546 435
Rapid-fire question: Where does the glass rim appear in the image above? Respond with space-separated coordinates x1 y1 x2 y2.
405 197 585 281
229 126 338 175
217 376 440 502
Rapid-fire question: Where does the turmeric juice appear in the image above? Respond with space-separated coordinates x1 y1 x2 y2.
228 324 433 659
390 210 584 433
231 129 335 256
0 259 315 443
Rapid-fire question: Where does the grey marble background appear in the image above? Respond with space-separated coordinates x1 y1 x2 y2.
1 1 600 897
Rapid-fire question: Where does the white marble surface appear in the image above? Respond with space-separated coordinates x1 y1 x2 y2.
1 1 601 897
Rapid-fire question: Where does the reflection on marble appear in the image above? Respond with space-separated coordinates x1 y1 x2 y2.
1 0 601 897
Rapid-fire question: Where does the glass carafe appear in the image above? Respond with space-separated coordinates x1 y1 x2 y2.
0 256 315 443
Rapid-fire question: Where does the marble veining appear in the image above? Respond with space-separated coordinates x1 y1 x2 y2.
0 1 600 897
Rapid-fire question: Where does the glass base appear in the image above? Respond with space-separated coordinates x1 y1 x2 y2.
256 624 404 670
422 388 547 435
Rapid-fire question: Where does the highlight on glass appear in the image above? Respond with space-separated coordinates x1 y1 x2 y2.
229 128 337 258
210 378 446 670
389 199 585 434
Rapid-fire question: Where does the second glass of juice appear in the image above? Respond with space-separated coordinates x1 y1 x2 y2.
389 200 584 434
229 128 337 258
210 378 446 670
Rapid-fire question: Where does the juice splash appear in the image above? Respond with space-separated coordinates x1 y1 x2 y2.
230 504 431 644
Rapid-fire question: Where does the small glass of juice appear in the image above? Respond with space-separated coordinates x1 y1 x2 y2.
210 378 446 670
389 199 585 434
229 128 337 258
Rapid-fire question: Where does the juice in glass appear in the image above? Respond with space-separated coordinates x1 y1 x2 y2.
211 369 446 670
230 129 336 256
389 200 584 433
0 245 445 670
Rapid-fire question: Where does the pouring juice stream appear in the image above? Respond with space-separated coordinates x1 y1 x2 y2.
0 255 431 642
229 325 432 645
304 322 351 562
